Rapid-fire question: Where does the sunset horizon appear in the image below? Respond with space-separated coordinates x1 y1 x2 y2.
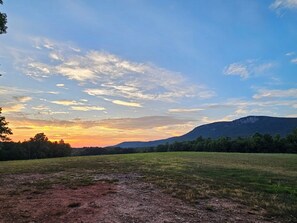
1 0 297 147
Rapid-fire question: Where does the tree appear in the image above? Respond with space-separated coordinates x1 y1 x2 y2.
30 133 48 143
0 108 12 142
27 133 50 159
0 0 7 34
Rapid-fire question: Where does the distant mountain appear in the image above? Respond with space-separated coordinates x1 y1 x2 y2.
115 116 297 148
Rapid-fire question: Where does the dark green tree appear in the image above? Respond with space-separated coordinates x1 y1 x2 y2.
0 108 12 142
0 0 7 34
27 133 50 159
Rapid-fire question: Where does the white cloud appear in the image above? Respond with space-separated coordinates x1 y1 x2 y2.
49 52 63 61
2 104 26 113
253 63 275 73
27 62 51 78
111 100 142 107
234 107 248 115
223 60 276 80
224 63 249 79
56 83 65 87
286 52 295 56
14 37 214 103
32 105 50 111
168 108 204 113
291 58 297 64
51 100 83 106
270 0 297 11
47 91 60 95
14 96 32 103
51 111 69 114
71 106 105 111
253 88 297 99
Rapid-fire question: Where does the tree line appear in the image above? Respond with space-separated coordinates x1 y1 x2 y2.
0 133 71 161
152 130 297 154
1 128 297 161
73 129 297 157
0 108 71 161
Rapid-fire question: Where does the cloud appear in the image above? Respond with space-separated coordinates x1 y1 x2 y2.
234 107 248 115
56 83 65 87
8 115 194 130
71 106 106 111
111 100 142 107
223 60 276 79
253 63 275 73
223 63 249 79
286 52 295 56
168 108 204 113
13 96 32 103
253 88 297 99
270 0 297 11
49 52 63 61
51 100 82 106
9 117 77 128
0 86 52 98
32 105 50 111
15 126 34 130
98 116 194 130
291 58 297 64
27 62 51 78
2 104 26 113
14 37 214 102
50 111 70 115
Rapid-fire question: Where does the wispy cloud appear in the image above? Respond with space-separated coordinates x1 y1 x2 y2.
15 126 34 130
56 83 65 87
270 0 297 11
32 105 50 111
49 52 64 61
2 104 26 113
111 100 142 108
223 63 249 79
98 116 194 130
8 115 193 130
168 108 204 113
253 88 297 99
51 100 83 106
286 52 295 56
12 37 214 103
71 105 105 111
223 60 276 79
291 58 297 64
13 96 32 103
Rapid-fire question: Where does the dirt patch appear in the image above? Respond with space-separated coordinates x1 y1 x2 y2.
0 173 278 223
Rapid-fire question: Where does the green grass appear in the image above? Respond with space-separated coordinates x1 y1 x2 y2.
0 152 296 222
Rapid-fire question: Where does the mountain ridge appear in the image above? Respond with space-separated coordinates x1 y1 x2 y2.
115 116 297 148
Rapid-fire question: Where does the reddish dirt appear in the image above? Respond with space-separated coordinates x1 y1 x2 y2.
0 173 278 223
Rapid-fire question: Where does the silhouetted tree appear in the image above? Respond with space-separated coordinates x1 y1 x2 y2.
0 0 7 34
0 108 12 142
26 133 50 159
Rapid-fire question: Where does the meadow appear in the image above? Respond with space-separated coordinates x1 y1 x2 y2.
0 152 296 222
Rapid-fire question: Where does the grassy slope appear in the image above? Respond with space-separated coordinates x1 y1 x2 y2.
0 152 296 221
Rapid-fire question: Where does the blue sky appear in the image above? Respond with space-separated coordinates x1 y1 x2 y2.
0 0 297 146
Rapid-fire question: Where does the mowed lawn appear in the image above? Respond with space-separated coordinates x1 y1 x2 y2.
0 152 296 222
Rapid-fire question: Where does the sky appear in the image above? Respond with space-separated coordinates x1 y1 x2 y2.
0 0 297 147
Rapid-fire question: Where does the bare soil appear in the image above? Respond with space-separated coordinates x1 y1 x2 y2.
0 173 278 223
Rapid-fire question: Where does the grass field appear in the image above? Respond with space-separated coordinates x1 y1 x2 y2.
0 152 296 222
